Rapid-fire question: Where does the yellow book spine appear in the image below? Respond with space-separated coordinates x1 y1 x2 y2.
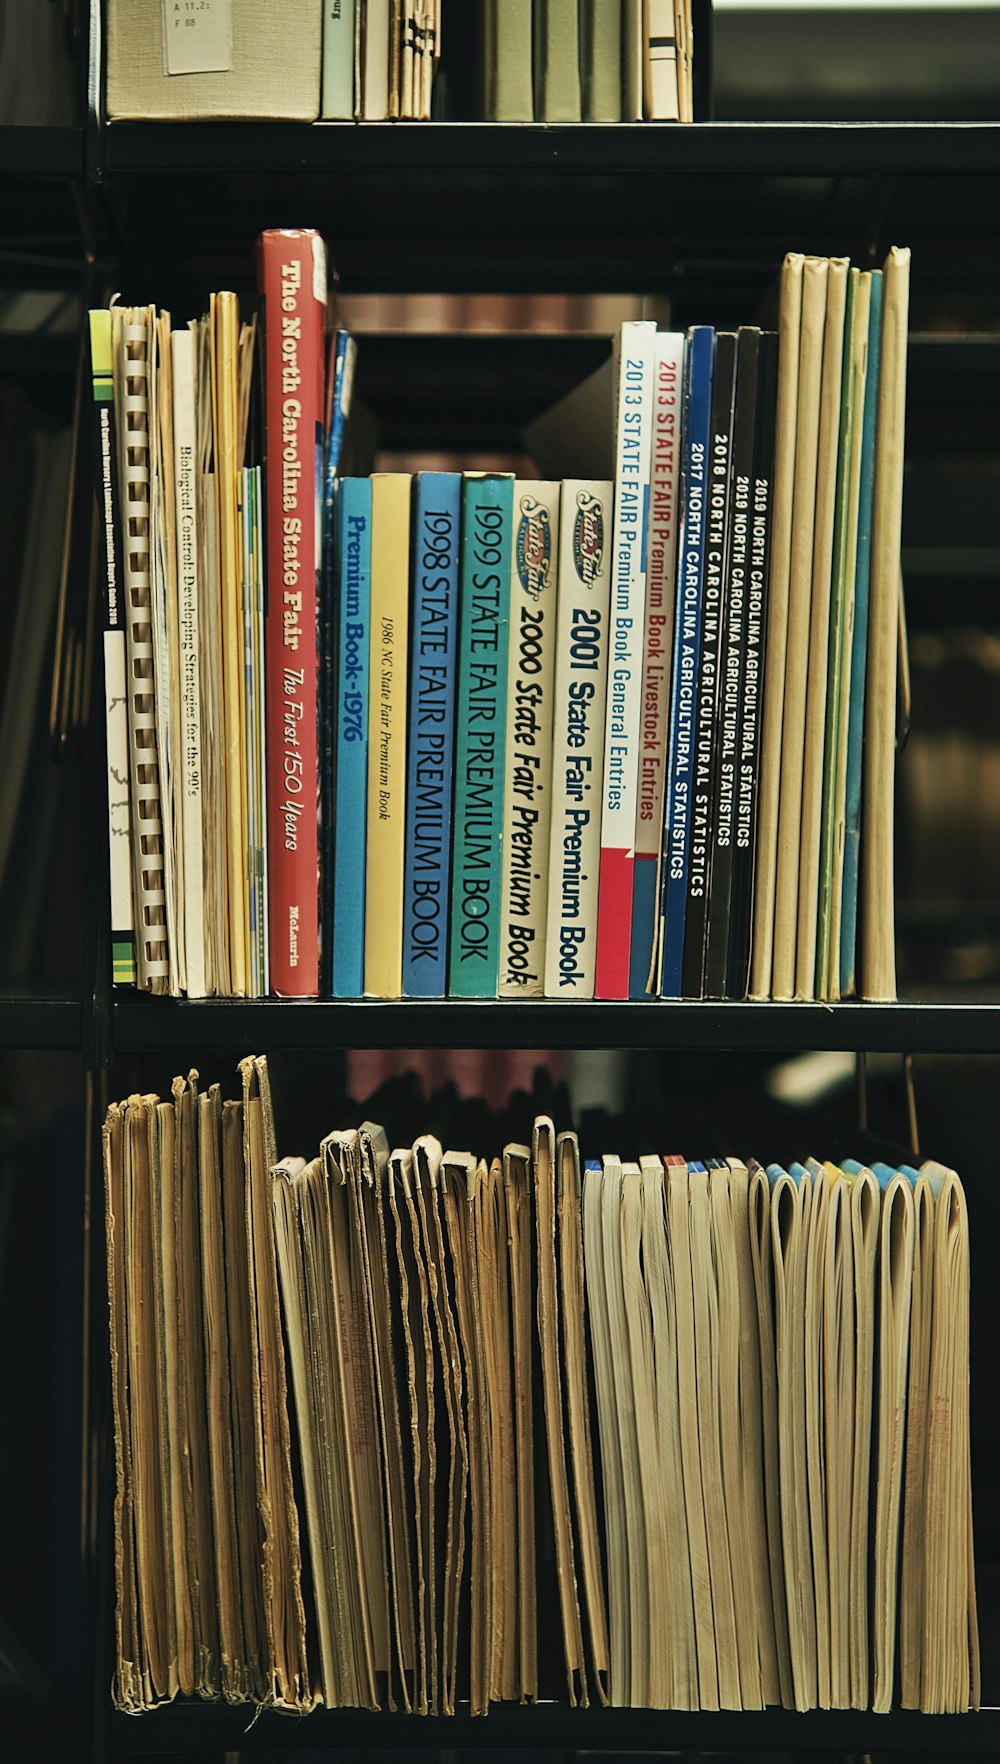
365 474 412 997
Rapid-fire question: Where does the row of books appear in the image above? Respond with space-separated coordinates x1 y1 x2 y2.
90 235 909 1003
103 1056 979 1715
103 0 692 124
478 0 695 123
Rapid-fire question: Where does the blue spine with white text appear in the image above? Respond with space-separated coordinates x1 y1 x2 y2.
403 472 461 997
658 326 716 996
331 477 371 998
448 473 514 998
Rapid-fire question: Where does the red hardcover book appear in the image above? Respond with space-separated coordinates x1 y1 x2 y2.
259 228 327 995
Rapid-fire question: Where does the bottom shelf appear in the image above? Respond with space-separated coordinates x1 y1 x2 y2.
108 1701 998 1754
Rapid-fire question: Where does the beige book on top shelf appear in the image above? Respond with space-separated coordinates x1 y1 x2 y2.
106 0 322 120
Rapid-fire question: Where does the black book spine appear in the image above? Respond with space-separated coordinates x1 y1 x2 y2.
681 331 736 999
727 330 779 998
704 328 760 999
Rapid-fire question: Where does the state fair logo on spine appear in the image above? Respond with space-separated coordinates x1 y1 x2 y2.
573 491 605 585
516 496 552 601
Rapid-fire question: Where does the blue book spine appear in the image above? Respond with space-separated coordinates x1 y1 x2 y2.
403 473 462 997
331 478 371 998
839 271 884 999
659 327 716 996
449 474 514 998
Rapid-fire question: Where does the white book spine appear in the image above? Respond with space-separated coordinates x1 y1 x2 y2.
115 308 170 991
643 0 679 118
594 319 657 999
544 480 614 998
499 481 560 998
171 328 207 998
634 331 684 978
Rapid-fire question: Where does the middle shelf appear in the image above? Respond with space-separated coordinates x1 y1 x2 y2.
110 994 1000 1054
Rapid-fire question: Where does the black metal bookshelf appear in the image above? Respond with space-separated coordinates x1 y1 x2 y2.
2 12 994 1753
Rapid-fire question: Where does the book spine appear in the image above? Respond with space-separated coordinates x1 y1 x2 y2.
622 0 643 118
544 481 614 998
321 0 356 116
594 320 657 999
363 0 391 117
818 270 867 1001
448 473 514 998
89 309 137 989
364 472 412 999
260 229 326 997
683 330 736 999
403 472 461 998
117 308 170 993
704 329 759 999
499 481 560 998
643 0 679 119
332 479 371 998
659 325 714 997
839 271 884 999
860 246 909 1003
488 0 533 119
171 327 208 999
630 331 685 997
727 332 779 998
534 0 582 119
319 334 355 995
580 0 621 120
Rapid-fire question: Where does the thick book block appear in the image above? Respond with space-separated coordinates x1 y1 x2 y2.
534 0 582 120
106 0 322 119
580 0 621 119
485 0 533 119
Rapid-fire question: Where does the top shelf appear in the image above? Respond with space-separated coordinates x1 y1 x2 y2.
100 120 1000 177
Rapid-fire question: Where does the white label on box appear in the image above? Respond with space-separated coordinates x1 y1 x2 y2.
162 0 233 75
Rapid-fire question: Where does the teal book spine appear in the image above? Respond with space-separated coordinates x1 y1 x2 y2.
448 474 514 997
331 478 371 998
403 472 461 998
321 0 356 118
839 271 884 999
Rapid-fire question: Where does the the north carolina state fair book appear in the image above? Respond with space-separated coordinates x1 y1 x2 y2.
259 228 327 996
594 320 657 999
